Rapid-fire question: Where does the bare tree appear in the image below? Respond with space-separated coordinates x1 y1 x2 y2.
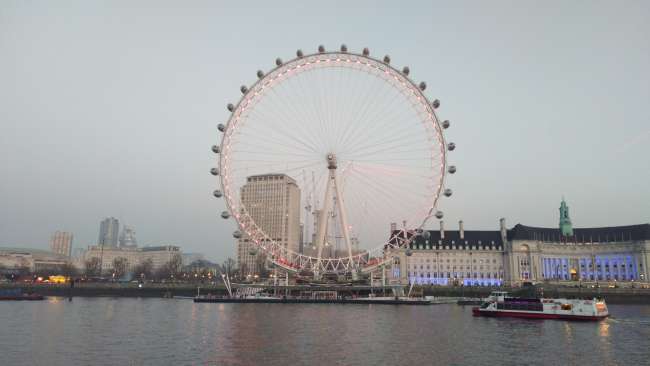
256 254 269 278
60 262 78 278
239 262 249 279
84 257 101 277
222 257 236 279
112 257 129 280
155 254 183 281
132 258 154 280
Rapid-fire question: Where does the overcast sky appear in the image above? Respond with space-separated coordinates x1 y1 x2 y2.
1 1 648 261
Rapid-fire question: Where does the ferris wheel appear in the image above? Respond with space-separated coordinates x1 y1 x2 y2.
211 45 456 277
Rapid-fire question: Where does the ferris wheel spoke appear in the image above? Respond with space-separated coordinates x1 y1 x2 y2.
331 69 384 149
342 131 431 158
336 75 401 151
343 114 424 156
266 74 328 152
246 101 323 154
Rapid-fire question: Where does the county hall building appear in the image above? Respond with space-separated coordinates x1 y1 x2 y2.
389 199 650 286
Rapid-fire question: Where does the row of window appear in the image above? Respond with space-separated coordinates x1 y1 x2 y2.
411 257 499 264
408 271 502 279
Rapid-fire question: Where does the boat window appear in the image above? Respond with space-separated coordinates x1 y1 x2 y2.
561 304 572 311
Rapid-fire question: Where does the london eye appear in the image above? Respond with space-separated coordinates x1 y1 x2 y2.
211 45 456 278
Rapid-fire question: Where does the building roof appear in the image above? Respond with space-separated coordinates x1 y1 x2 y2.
0 247 68 260
507 223 650 242
392 230 504 250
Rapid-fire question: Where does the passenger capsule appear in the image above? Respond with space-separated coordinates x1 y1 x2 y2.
318 45 325 53
435 211 444 219
275 58 283 66
257 70 264 79
213 190 223 198
233 230 242 239
419 81 427 91
362 47 370 56
442 120 450 129
448 165 457 174
217 123 225 132
221 211 230 219
402 66 410 75
227 103 234 112
423 231 431 239
405 248 413 256
211 145 220 154
340 44 348 52
432 99 440 109
240 85 248 94
296 49 304 58
444 188 453 197
448 142 456 151
383 55 391 64
210 168 219 176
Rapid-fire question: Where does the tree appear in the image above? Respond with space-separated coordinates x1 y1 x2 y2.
132 258 153 280
239 262 250 279
222 257 236 278
155 254 183 281
60 262 78 278
256 254 270 278
112 257 129 280
84 257 101 277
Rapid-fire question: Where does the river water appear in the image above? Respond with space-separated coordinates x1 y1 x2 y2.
0 297 648 366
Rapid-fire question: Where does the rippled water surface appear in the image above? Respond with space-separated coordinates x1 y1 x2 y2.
0 298 648 365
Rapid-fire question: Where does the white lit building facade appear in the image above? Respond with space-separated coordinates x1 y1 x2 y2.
237 174 301 275
389 200 650 286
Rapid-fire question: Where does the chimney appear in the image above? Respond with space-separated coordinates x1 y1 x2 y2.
402 220 407 229
440 220 445 239
499 218 507 242
390 222 397 233
459 220 464 240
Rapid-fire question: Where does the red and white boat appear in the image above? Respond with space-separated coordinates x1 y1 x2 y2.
472 291 609 321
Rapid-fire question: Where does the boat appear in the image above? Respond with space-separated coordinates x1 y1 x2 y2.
0 289 45 301
472 291 609 321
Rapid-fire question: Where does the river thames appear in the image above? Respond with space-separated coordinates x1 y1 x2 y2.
0 298 648 366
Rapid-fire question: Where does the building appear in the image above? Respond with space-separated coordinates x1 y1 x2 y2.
98 217 119 247
237 174 301 275
139 246 181 270
182 253 206 266
49 231 73 257
0 247 69 273
389 199 650 286
84 245 139 274
82 245 181 274
118 225 137 248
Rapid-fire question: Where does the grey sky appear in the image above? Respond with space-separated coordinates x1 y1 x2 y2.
1 1 648 261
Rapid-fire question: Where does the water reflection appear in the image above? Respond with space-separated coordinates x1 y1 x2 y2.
0 300 647 366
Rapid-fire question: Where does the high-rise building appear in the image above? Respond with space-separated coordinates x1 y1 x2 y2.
49 231 73 257
98 217 119 247
237 174 301 275
119 225 138 248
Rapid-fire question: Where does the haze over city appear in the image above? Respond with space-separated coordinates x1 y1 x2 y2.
1 1 648 261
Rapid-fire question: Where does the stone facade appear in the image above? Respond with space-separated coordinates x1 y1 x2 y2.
388 201 650 286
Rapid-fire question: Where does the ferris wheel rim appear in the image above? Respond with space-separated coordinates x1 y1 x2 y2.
216 49 449 274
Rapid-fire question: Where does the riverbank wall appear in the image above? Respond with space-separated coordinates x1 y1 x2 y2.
2 283 649 304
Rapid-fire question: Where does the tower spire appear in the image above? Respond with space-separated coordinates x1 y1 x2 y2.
559 197 573 236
